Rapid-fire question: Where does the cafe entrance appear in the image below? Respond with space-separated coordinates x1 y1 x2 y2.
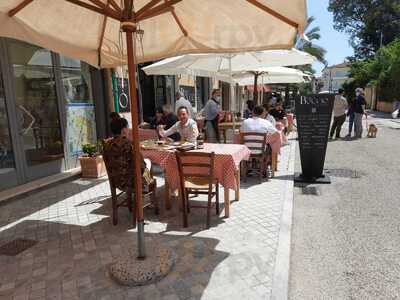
0 39 99 191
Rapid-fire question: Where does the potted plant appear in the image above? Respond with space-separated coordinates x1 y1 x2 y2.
79 142 107 178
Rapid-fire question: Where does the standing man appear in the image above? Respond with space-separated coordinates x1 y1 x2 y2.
353 88 367 139
329 88 348 139
175 91 194 117
202 89 221 143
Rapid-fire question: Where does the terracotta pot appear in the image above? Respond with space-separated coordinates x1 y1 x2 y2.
79 155 107 178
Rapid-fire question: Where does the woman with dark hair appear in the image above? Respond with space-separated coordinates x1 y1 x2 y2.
109 112 121 122
243 100 255 119
262 103 276 126
150 107 164 129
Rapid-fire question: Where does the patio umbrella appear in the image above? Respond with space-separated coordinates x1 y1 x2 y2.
233 66 310 85
0 0 307 266
143 49 315 107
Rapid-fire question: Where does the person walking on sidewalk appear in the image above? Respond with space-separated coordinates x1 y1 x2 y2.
330 89 348 139
353 88 367 139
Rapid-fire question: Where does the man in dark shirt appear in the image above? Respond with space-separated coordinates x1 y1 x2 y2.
353 88 367 138
162 104 180 141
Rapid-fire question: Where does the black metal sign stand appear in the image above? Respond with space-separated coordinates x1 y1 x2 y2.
294 94 335 184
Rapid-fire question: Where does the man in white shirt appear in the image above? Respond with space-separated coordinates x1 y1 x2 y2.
175 91 194 117
159 106 199 145
330 88 348 139
242 106 278 135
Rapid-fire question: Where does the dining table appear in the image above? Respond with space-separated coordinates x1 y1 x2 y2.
141 142 251 218
218 122 242 144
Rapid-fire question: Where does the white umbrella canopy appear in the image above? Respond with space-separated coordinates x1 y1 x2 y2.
0 0 308 68
142 49 315 81
235 73 309 85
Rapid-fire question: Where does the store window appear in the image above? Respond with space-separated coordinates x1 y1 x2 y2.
0 62 15 172
10 41 64 166
60 56 96 158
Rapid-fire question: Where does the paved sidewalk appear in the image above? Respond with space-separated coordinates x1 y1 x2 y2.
0 140 296 300
289 113 400 299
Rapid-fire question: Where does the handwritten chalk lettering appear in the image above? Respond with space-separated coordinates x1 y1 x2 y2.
295 94 335 180
300 95 329 106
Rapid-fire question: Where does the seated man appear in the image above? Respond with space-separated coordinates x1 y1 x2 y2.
158 106 199 145
242 106 278 136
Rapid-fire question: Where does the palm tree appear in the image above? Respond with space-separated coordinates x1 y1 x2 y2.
296 16 327 66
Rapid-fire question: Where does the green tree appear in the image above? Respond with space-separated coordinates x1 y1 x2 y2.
328 0 400 58
296 16 328 67
344 39 400 102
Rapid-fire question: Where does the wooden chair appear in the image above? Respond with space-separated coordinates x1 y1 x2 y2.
240 132 270 183
175 152 219 228
102 137 158 227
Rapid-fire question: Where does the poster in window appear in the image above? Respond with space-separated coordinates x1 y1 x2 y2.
66 103 97 156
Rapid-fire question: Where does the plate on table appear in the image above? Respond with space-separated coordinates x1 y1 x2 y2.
176 143 195 152
140 140 158 150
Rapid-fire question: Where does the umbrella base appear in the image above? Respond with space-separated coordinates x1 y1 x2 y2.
109 244 176 286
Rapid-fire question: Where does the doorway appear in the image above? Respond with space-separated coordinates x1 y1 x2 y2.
0 40 65 190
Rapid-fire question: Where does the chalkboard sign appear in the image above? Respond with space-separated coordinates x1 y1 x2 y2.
295 94 335 183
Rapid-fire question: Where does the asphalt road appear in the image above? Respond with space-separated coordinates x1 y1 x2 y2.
289 113 400 299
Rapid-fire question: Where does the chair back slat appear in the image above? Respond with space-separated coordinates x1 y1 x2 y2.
240 132 267 155
180 162 212 168
176 151 215 187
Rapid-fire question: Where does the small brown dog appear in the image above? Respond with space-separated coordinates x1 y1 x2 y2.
367 124 378 138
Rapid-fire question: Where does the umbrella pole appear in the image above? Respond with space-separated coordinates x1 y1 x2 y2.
122 22 145 259
253 72 259 104
109 21 175 287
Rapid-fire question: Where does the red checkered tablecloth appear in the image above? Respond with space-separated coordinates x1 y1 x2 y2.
141 143 250 191
139 129 158 142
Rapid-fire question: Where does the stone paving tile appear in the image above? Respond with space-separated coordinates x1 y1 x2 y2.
0 141 295 300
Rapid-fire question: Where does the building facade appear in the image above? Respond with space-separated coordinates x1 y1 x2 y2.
321 62 351 93
0 38 224 193
0 38 108 191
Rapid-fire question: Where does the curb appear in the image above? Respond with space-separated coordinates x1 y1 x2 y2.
270 134 296 300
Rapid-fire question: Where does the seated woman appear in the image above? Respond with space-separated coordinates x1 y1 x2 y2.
269 103 287 121
118 117 133 141
107 118 152 183
262 103 276 127
158 106 199 145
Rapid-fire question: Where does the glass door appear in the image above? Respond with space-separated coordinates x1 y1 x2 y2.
0 56 18 191
8 41 65 181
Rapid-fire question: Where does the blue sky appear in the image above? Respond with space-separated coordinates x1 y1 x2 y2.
307 0 354 75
